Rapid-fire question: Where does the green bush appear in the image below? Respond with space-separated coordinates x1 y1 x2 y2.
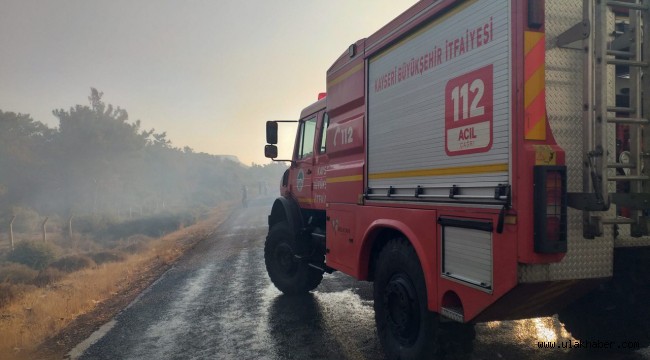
0 262 38 284
64 211 199 242
0 283 36 308
49 254 96 273
88 251 126 265
0 283 17 307
33 268 65 287
73 214 118 234
8 241 58 270
102 211 197 240
119 235 153 254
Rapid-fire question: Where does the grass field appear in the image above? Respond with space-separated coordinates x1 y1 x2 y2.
0 204 231 358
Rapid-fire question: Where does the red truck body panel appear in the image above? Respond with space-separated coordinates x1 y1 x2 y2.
283 0 572 322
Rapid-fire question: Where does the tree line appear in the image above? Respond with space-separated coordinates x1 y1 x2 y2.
0 88 284 229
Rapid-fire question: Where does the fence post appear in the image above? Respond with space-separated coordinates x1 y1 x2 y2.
9 215 16 251
68 215 74 239
42 217 49 242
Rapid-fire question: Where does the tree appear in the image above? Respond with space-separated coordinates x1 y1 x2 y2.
0 88 287 221
51 88 151 214
0 111 52 212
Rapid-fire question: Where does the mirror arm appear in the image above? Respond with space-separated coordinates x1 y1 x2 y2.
271 158 294 165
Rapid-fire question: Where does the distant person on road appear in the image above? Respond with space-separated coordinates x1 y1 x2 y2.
242 185 248 208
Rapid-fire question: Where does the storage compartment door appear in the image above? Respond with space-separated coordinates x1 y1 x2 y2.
440 218 493 291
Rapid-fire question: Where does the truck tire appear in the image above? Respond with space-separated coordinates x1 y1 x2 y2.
373 238 440 360
264 222 323 295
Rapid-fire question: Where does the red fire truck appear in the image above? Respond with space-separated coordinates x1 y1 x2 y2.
264 0 650 358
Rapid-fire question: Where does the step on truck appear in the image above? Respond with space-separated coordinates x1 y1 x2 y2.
263 0 650 358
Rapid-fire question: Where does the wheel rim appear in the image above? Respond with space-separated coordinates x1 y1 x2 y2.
274 242 298 276
383 274 420 346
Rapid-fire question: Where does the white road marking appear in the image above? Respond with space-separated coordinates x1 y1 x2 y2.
67 320 117 360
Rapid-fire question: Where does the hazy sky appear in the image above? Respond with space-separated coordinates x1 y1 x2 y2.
0 1 417 165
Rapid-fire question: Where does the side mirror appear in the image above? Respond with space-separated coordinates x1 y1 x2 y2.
264 145 278 159
266 121 278 144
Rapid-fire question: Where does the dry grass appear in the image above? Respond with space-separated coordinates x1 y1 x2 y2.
0 204 231 358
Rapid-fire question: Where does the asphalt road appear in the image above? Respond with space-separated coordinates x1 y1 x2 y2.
73 198 650 360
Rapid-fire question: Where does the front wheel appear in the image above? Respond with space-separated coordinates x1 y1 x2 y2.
264 222 323 295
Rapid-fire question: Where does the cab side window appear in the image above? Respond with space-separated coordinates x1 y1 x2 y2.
298 117 317 159
319 113 329 154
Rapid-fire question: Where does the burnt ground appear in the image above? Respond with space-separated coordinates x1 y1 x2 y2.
32 198 650 360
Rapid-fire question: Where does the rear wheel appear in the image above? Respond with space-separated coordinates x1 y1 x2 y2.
374 238 439 360
374 238 475 360
264 222 323 295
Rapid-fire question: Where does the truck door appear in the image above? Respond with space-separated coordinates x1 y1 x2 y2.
291 115 317 208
